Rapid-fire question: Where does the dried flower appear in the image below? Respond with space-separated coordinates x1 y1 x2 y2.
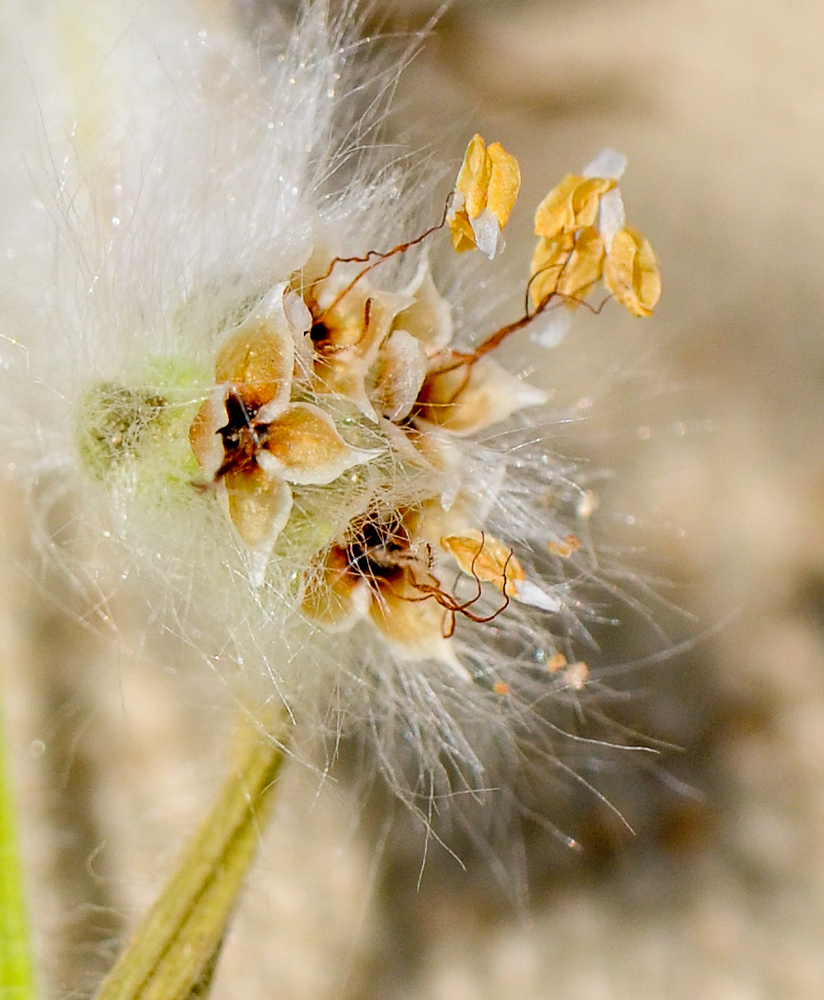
189 285 379 584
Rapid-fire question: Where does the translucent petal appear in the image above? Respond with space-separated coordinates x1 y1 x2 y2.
399 429 462 511
260 402 376 485
312 355 377 420
301 545 361 630
283 288 313 339
189 387 228 478
416 357 547 435
224 465 292 561
369 576 463 671
394 259 454 351
372 329 428 422
284 289 314 382
214 284 294 413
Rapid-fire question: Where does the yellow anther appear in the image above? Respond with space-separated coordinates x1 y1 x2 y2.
448 134 520 258
534 174 614 239
604 226 662 317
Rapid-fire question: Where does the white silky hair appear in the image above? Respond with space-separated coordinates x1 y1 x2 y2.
0 0 663 833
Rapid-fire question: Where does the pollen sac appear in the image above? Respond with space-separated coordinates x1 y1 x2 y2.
530 227 606 311
440 531 525 596
529 232 574 311
529 172 614 312
603 225 662 317
534 174 615 240
528 155 661 320
547 534 581 558
448 134 521 259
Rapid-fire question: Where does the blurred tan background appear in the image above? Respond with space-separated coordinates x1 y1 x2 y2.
5 1 824 997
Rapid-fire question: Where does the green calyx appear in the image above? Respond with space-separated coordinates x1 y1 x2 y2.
76 358 209 493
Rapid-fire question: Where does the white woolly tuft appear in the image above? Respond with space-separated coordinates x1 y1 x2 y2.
0 0 666 837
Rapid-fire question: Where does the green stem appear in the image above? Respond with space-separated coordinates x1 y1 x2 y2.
0 677 38 1000
95 719 286 1000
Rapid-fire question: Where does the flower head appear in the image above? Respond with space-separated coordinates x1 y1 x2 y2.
189 285 378 583
0 5 663 825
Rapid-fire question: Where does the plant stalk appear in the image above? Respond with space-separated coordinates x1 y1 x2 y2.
95 718 286 1000
0 675 38 1000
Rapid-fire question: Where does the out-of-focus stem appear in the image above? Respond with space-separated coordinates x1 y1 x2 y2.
95 718 286 1000
0 676 38 1000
